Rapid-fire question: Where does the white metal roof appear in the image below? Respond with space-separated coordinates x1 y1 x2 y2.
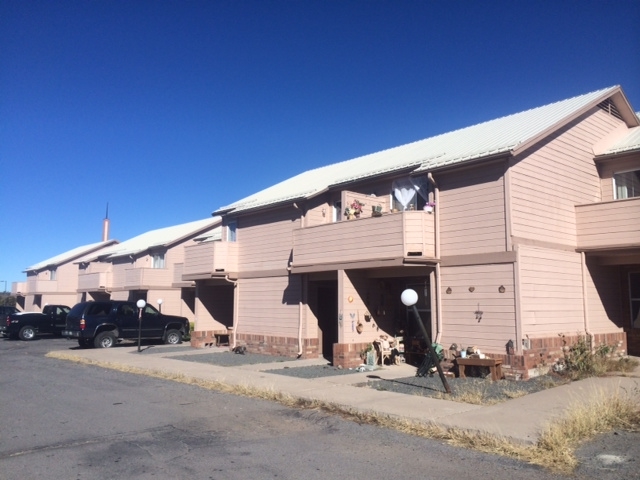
25 240 118 272
599 126 640 156
216 86 635 215
87 217 222 260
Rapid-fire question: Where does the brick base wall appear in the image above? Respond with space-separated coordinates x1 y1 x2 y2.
227 332 320 358
492 332 627 379
333 342 372 369
190 330 232 349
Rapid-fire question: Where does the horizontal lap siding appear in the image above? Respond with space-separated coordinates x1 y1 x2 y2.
185 243 215 271
519 246 584 336
56 262 79 292
510 108 623 246
576 197 640 249
237 276 302 337
297 215 404 264
438 163 506 256
239 209 297 272
440 263 516 352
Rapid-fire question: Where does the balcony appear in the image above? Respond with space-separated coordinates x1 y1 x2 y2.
11 282 26 296
172 263 194 287
124 268 172 289
576 197 640 251
182 241 239 280
291 211 436 273
25 278 58 294
77 272 111 292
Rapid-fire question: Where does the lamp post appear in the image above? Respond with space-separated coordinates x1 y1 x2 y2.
401 289 451 394
136 299 146 352
157 298 163 314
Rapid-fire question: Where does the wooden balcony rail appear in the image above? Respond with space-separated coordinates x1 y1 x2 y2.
292 211 435 272
183 241 239 280
576 197 640 251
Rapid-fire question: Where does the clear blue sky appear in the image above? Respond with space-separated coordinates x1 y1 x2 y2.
1 0 639 288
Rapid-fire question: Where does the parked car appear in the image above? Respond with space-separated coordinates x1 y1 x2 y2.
2 305 70 340
0 306 19 337
62 301 190 348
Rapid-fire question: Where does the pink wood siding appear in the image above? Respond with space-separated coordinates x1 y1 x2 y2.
78 272 110 291
437 162 507 256
183 241 239 277
584 260 625 334
26 277 57 293
237 276 302 337
293 211 434 269
439 263 516 352
518 246 585 336
194 284 234 331
576 197 640 250
238 209 299 272
510 108 623 247
55 262 79 291
110 262 131 289
124 267 172 288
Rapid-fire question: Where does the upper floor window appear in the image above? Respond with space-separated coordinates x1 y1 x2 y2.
49 268 57 281
614 170 640 199
152 253 165 269
392 176 430 211
227 221 237 242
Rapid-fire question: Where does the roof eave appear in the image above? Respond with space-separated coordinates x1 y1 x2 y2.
511 86 628 156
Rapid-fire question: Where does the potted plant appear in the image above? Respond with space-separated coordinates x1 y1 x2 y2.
424 201 436 213
344 199 365 219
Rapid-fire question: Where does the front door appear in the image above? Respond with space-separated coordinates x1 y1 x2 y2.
317 285 338 363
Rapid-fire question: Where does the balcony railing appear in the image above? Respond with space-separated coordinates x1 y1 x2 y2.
11 282 26 296
576 197 640 251
25 278 58 294
292 211 435 272
124 268 172 289
78 272 110 292
183 241 239 280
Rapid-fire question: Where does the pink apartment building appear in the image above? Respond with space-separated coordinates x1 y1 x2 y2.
185 86 640 378
13 218 221 324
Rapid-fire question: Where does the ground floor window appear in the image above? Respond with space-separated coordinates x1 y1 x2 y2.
630 272 640 328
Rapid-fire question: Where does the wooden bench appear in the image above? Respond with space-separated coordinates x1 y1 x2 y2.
456 357 503 381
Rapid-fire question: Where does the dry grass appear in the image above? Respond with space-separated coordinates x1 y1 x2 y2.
430 381 534 405
47 351 640 475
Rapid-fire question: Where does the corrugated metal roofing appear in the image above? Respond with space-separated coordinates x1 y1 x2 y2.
599 126 640 155
216 86 626 214
25 240 118 272
90 217 222 260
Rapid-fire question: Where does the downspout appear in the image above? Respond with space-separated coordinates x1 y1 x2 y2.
428 172 443 343
580 252 594 348
224 275 239 348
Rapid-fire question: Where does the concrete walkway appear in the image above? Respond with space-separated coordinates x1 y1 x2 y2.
48 345 640 445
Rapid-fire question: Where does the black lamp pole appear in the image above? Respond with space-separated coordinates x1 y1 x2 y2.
409 304 451 394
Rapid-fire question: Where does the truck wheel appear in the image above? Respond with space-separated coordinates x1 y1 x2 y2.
94 331 117 348
78 338 92 349
19 326 36 341
164 329 182 345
